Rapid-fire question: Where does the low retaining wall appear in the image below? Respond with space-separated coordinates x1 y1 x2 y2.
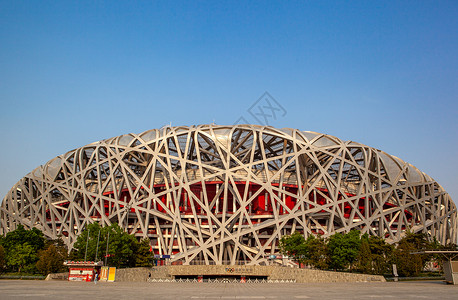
269 267 384 283
45 272 68 281
117 265 384 283
116 267 155 282
47 265 385 283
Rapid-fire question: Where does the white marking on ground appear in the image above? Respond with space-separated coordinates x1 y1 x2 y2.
190 297 267 299
11 294 49 297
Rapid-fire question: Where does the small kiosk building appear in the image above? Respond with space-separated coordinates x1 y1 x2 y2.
64 261 103 281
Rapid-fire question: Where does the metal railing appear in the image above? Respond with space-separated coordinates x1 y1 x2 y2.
187 260 250 266
147 278 297 283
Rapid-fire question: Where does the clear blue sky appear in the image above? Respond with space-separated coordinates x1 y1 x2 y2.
1 1 457 202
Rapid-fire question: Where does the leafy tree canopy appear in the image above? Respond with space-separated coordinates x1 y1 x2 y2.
36 244 67 275
135 238 155 267
393 231 433 277
7 243 37 273
1 225 45 253
304 235 329 270
279 231 307 264
72 222 151 268
36 237 69 275
327 229 362 270
0 245 6 274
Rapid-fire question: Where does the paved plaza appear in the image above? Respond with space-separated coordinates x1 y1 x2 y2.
0 280 457 299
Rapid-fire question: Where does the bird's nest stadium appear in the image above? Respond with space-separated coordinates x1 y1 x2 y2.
0 124 456 265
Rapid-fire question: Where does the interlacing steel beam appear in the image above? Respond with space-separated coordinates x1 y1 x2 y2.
0 124 456 265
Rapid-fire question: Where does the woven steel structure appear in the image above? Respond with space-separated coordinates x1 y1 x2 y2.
1 124 456 265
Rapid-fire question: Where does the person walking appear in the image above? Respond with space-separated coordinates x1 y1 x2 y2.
94 272 99 284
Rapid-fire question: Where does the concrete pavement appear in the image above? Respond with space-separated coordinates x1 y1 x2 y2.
0 280 457 299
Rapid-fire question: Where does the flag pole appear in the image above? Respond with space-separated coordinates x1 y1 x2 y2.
104 232 110 266
95 229 101 261
84 228 90 261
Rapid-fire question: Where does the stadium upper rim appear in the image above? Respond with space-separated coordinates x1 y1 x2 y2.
18 124 444 189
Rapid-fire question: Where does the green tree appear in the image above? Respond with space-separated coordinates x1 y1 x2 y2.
368 235 393 275
0 245 6 274
2 225 45 273
279 232 307 265
393 241 423 277
392 231 432 277
355 234 393 275
106 224 137 268
36 244 67 275
72 222 105 261
304 235 329 270
49 237 69 260
36 238 68 275
135 238 155 267
327 229 361 271
356 237 372 274
7 243 37 273
73 222 139 268
401 231 430 250
2 225 45 254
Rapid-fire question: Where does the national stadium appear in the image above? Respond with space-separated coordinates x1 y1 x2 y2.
0 124 456 265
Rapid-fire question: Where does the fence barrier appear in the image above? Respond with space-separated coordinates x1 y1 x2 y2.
147 278 296 283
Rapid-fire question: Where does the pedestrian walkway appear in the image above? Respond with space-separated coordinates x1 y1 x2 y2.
0 280 457 299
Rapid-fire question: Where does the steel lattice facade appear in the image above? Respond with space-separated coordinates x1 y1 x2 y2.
1 124 456 265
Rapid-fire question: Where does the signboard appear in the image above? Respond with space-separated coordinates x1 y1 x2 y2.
107 267 116 282
68 267 94 281
100 266 109 281
64 261 103 267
